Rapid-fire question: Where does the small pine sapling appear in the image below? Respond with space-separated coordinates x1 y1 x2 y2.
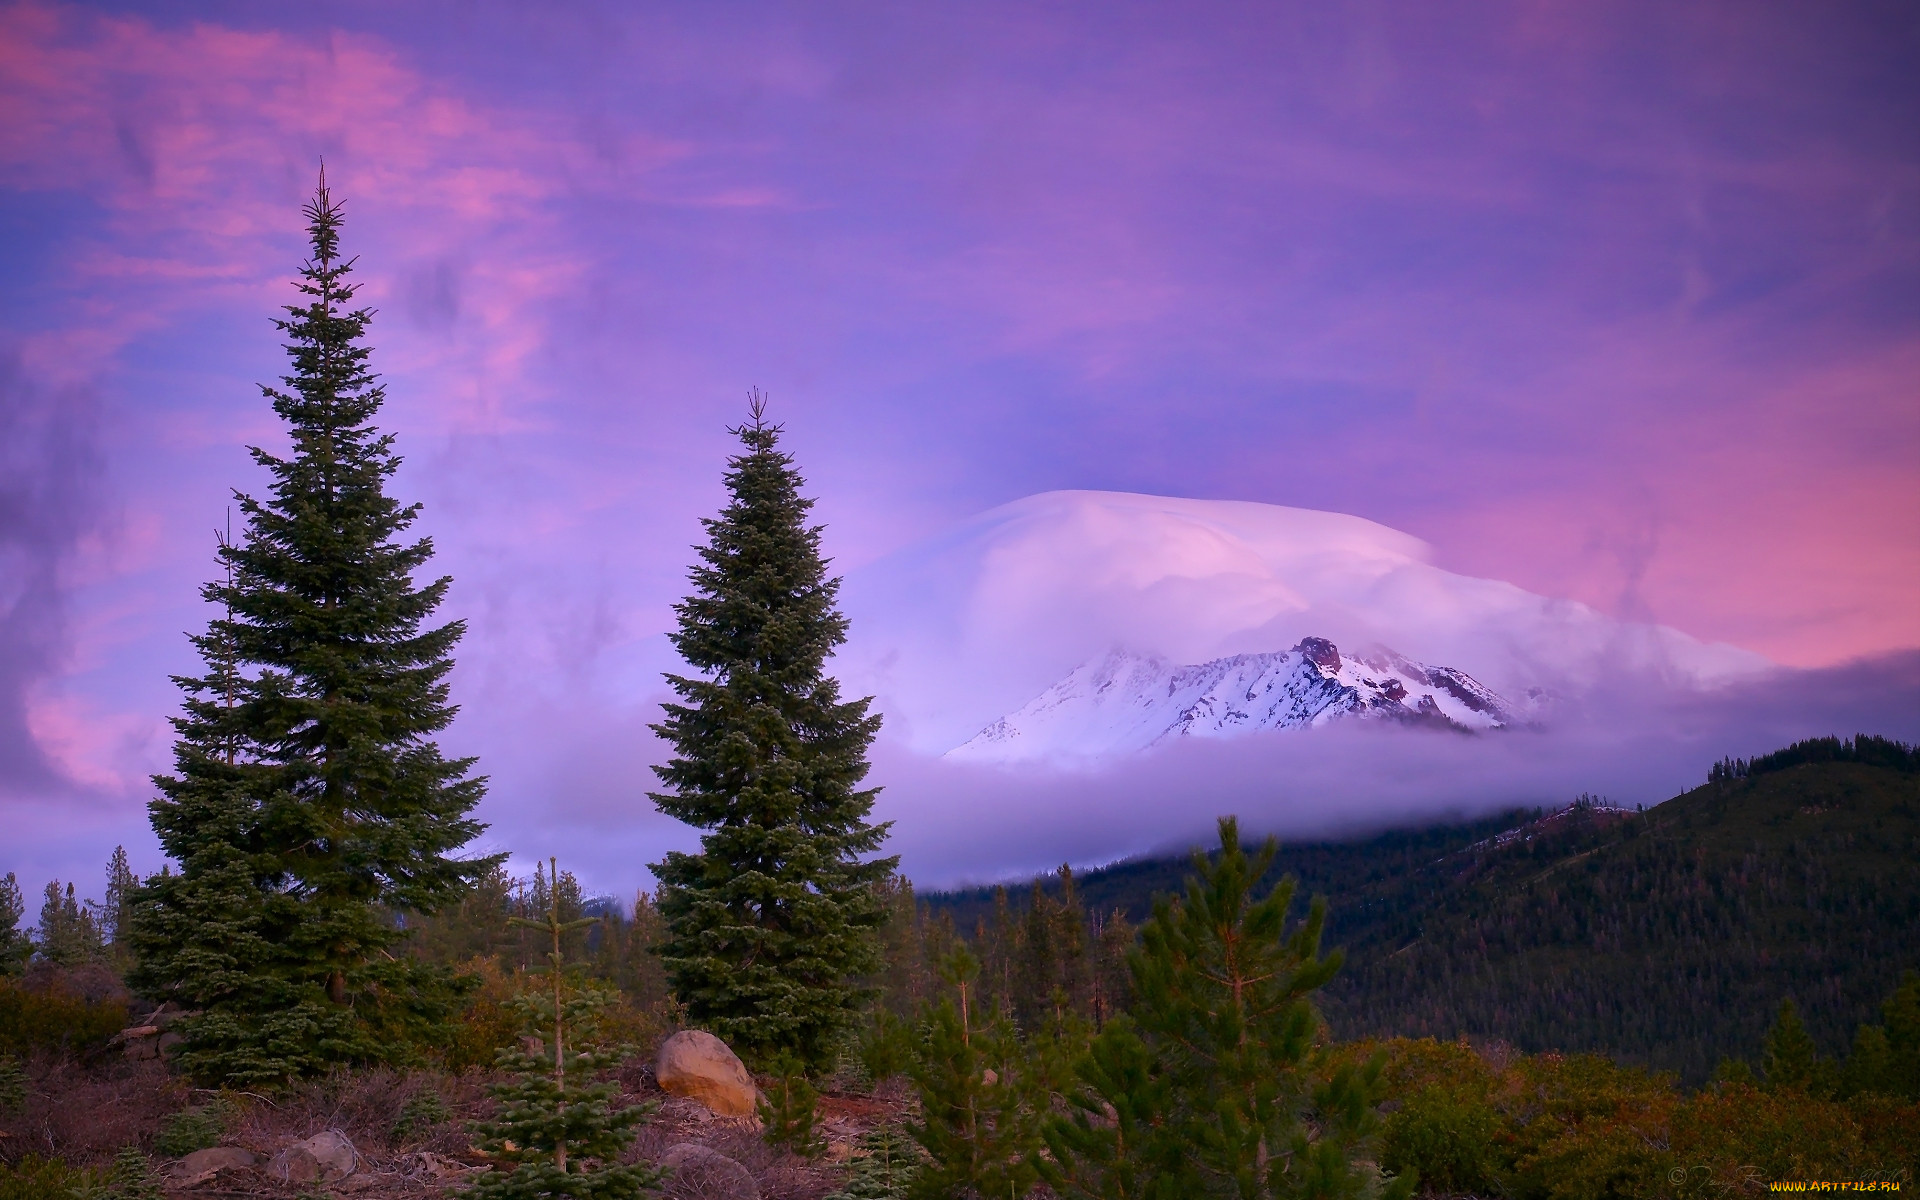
826 1125 924 1200
469 858 659 1200
760 1053 825 1159
87 1146 167 1200
154 1100 230 1158
393 1087 453 1143
906 945 1041 1200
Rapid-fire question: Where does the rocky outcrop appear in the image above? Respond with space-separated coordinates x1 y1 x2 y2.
654 1030 760 1117
661 1142 758 1200
115 1003 190 1060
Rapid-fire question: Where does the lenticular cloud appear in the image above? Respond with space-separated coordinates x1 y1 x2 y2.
833 490 1768 755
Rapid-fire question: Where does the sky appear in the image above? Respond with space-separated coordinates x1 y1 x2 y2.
2 0 1917 900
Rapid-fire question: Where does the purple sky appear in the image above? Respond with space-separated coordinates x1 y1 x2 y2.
2 1 1917 898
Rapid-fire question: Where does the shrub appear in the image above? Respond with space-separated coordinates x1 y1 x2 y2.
1673 1083 1870 1184
88 1146 166 1200
0 980 126 1055
0 1156 100 1200
1380 1082 1505 1195
153 1100 230 1158
1846 1093 1920 1181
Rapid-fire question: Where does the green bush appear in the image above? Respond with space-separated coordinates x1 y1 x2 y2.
85 1146 166 1200
153 1100 230 1158
0 981 125 1054
0 1156 100 1200
1381 1082 1505 1195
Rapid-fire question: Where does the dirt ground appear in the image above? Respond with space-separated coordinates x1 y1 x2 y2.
0 1047 919 1198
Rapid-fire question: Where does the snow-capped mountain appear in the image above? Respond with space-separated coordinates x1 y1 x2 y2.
947 637 1519 764
833 491 1769 755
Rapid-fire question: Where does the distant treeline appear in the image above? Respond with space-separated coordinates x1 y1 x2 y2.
924 749 1920 1084
1710 732 1919 784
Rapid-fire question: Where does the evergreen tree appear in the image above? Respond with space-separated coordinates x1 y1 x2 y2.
409 860 516 965
1880 969 1920 1100
1045 818 1409 1200
1088 908 1136 1027
605 890 671 1009
36 880 100 965
1040 1016 1180 1200
1841 1024 1892 1098
1761 998 1821 1093
92 1146 167 1200
1054 866 1091 1015
1013 880 1059 1031
875 876 930 1017
826 1125 923 1200
906 946 1042 1200
649 393 895 1069
469 858 659 1200
0 873 27 975
129 174 493 1084
102 847 137 953
759 1053 825 1159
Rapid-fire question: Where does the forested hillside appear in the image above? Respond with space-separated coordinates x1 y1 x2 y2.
926 742 1920 1083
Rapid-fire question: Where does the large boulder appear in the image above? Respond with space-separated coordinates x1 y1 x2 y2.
655 1030 759 1118
170 1146 260 1186
661 1142 758 1200
268 1129 358 1184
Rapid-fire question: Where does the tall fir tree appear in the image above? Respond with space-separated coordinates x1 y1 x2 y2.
129 174 493 1085
649 394 895 1069
102 846 137 954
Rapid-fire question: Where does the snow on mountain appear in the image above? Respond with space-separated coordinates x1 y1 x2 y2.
834 490 1770 755
947 637 1519 763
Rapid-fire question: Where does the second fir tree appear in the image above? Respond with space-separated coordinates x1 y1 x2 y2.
649 394 896 1070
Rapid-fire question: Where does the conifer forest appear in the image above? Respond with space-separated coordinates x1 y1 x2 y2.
2 184 1917 1200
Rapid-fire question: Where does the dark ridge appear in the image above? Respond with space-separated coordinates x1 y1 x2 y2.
1709 732 1918 784
918 737 1920 1085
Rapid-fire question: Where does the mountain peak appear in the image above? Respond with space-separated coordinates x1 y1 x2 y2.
945 637 1517 764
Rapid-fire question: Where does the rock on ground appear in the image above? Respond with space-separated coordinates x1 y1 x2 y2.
170 1145 260 1185
660 1141 759 1200
268 1129 359 1183
655 1030 760 1118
